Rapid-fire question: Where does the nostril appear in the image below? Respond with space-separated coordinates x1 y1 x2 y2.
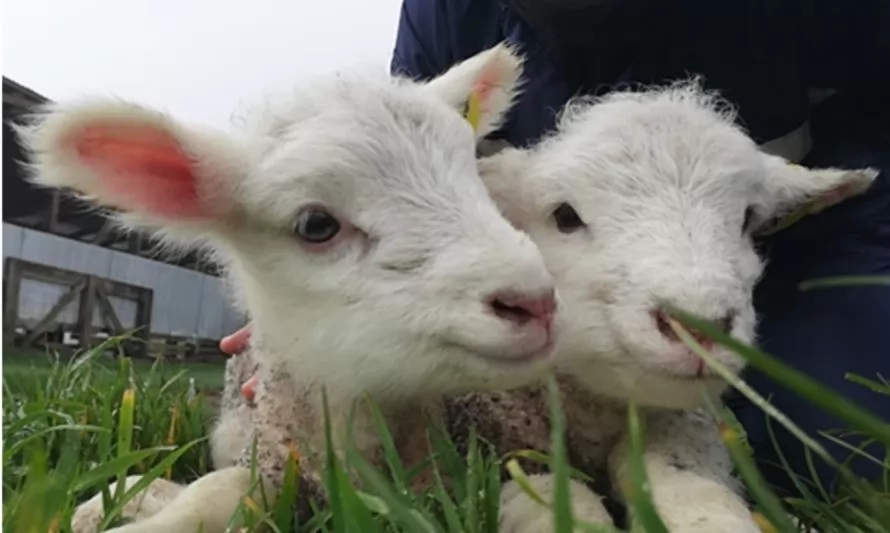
652 309 736 346
491 298 533 325
653 310 680 342
488 290 556 327
716 313 736 334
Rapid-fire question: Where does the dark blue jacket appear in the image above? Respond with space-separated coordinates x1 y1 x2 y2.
391 0 889 148
392 0 890 495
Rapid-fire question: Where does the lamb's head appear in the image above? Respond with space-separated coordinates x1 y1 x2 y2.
15 44 559 402
480 82 878 409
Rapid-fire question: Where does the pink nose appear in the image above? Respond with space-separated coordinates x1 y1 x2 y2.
488 290 557 330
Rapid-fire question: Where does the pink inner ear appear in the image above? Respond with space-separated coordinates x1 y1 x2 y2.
69 123 208 220
472 69 501 105
823 183 854 204
811 182 855 212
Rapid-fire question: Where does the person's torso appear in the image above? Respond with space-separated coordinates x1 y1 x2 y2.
440 0 812 149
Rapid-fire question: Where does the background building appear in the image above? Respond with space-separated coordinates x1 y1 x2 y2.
3 76 244 359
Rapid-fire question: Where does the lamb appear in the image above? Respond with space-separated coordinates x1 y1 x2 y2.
207 78 877 533
15 43 562 533
473 81 878 532
204 76 877 532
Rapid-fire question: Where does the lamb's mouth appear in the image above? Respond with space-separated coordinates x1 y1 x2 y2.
448 337 556 366
614 343 725 382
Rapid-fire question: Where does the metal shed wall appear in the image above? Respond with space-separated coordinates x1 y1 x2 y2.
3 223 245 339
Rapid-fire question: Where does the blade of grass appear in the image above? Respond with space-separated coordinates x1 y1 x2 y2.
624 403 670 533
98 438 204 530
463 427 481 533
504 459 547 506
665 311 890 449
503 449 595 485
716 412 796 532
545 375 574 533
799 275 890 291
321 387 347 533
114 388 136 502
346 445 442 533
73 448 172 492
484 458 502 533
364 394 409 496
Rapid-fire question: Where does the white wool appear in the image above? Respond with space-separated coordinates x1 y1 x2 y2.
15 43 554 410
17 43 563 533
480 79 878 409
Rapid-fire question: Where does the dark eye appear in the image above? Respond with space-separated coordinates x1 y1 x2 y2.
742 207 755 234
294 208 341 243
552 203 586 234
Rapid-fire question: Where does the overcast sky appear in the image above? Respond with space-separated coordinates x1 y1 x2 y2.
4 0 404 128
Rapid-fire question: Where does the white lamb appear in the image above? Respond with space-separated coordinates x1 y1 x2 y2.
15 44 562 533
475 81 878 532
198 59 877 532
208 75 877 533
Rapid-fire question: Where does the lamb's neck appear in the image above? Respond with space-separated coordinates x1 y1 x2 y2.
554 373 628 467
253 335 394 411
252 334 442 466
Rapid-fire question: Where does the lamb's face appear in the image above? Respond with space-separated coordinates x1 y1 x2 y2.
229 69 558 397
481 85 878 409
17 44 560 400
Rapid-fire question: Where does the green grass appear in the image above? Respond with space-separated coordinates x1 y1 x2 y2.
3 346 225 395
3 277 890 533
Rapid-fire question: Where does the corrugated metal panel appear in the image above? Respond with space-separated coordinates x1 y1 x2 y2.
2 223 24 260
107 295 139 330
107 251 206 336
196 276 247 340
19 228 114 278
3 223 245 339
17 278 80 325
14 279 138 330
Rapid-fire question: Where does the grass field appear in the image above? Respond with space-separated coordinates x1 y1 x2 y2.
3 346 225 394
3 306 890 532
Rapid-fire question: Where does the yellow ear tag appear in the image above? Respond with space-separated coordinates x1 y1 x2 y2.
758 204 810 236
464 92 481 132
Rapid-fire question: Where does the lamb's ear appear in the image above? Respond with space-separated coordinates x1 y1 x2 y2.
422 42 525 140
13 99 247 231
752 153 879 235
477 147 533 229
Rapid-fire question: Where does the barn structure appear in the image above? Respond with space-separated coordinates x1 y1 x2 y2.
3 76 245 359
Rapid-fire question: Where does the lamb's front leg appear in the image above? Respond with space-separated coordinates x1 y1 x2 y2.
500 474 614 533
103 363 320 533
97 467 254 533
608 409 759 533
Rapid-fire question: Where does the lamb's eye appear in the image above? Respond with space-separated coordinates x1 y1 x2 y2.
552 203 586 234
742 207 755 234
294 208 341 243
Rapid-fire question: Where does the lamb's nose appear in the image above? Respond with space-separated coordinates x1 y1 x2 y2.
487 290 557 330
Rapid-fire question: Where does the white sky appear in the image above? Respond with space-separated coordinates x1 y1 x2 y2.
3 0 404 128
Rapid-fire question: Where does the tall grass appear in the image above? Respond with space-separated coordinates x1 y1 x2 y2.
4 274 890 532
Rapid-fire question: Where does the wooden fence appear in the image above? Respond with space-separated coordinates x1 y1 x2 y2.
3 257 153 357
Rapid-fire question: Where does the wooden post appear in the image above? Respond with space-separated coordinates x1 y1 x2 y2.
92 220 114 246
134 288 153 359
94 281 124 334
127 232 143 254
47 191 61 233
78 276 97 351
3 258 23 344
